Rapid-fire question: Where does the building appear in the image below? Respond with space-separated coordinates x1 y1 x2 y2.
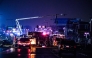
52 18 81 38
67 18 81 39
89 19 92 37
77 21 90 38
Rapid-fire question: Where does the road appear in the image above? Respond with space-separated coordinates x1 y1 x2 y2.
35 47 58 58
0 47 91 58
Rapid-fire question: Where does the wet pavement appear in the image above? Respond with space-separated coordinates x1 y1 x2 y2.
35 48 58 58
0 47 92 58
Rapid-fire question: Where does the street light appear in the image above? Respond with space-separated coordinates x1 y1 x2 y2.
84 32 89 38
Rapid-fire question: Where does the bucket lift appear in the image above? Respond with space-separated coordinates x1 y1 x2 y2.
15 16 43 35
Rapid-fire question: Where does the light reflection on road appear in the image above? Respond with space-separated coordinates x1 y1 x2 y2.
17 46 36 58
17 54 36 58
28 54 36 58
31 54 36 58
31 46 36 53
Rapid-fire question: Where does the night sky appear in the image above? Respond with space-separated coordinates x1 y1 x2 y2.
0 0 92 28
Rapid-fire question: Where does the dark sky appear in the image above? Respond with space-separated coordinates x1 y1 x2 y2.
0 0 92 27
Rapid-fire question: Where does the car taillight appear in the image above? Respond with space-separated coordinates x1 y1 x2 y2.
28 49 31 53
18 42 22 45
17 49 21 52
26 43 30 45
28 54 30 55
18 41 21 45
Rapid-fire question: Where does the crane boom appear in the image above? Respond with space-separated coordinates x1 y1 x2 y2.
15 16 43 35
16 16 42 21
